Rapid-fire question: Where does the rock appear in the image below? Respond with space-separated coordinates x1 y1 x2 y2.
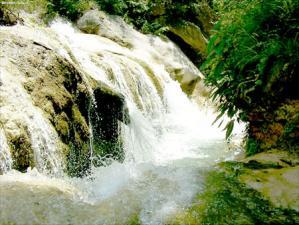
169 22 208 56
76 9 100 34
241 149 299 168
0 25 128 176
216 149 299 213
77 10 203 95
191 79 212 104
0 7 21 26
223 150 299 212
77 10 134 48
240 166 299 211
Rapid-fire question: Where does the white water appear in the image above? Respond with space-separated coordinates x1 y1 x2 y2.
0 19 245 225
0 67 63 176
0 127 12 173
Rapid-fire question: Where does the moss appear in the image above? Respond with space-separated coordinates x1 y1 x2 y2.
71 104 89 139
0 222 17 225
92 139 124 167
0 7 19 26
8 132 34 172
66 142 91 177
54 113 70 141
126 213 141 225
171 170 299 225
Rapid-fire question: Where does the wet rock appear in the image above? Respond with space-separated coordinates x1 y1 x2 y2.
169 22 208 56
77 9 100 34
0 8 21 26
240 165 299 211
221 150 299 212
0 25 129 176
77 9 133 48
9 129 34 172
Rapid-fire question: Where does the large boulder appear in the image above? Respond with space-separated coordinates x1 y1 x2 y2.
169 22 208 57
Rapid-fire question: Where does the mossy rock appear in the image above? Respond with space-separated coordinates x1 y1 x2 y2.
9 132 34 172
171 168 299 225
169 22 208 56
0 29 129 177
0 8 20 26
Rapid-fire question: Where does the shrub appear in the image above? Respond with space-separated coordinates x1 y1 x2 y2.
95 0 128 16
47 0 94 21
202 0 299 138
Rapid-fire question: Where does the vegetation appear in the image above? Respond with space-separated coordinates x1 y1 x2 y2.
202 0 299 144
44 0 211 34
46 0 94 21
172 166 299 225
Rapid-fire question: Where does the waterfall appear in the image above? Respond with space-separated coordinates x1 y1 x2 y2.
0 127 12 173
0 67 64 176
0 19 245 225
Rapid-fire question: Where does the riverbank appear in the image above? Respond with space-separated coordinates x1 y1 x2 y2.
169 150 299 225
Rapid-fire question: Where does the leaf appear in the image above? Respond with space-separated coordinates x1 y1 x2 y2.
212 110 226 125
255 80 262 85
218 119 224 128
225 120 235 139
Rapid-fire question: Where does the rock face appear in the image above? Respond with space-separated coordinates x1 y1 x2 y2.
0 24 128 176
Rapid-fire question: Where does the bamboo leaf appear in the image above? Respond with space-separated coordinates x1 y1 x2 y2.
225 120 235 139
212 110 226 125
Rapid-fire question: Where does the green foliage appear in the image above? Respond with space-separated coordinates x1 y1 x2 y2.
246 138 261 156
173 170 299 225
94 0 209 34
94 0 167 34
47 0 93 21
95 0 128 16
203 0 299 137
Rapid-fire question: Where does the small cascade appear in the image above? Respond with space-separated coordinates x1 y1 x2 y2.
0 67 64 176
0 127 12 173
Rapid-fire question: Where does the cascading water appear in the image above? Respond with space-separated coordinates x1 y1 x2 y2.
0 67 64 176
0 127 12 173
0 19 245 225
